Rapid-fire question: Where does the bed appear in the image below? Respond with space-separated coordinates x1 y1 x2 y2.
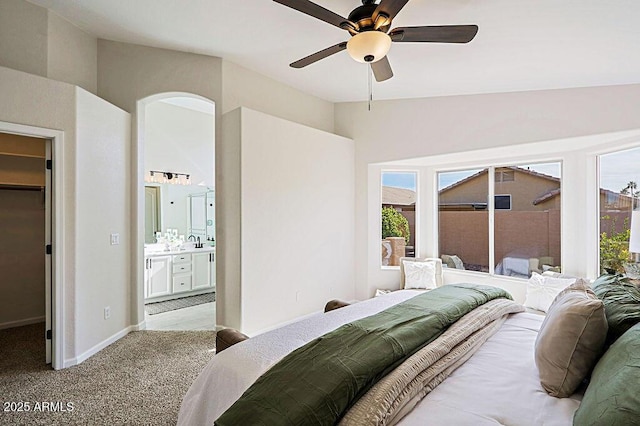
178 288 582 425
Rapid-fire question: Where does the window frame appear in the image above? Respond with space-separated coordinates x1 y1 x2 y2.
380 169 420 270
435 161 563 279
494 194 512 210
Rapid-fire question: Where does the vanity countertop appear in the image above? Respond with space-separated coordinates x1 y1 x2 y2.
144 245 215 257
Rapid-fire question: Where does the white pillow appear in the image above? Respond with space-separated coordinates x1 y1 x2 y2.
402 260 437 290
524 272 576 312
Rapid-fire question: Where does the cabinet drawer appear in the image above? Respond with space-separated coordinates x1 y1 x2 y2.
172 274 192 293
172 254 192 264
173 263 192 274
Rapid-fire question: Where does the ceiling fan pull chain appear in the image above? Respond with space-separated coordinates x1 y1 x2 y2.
368 63 373 111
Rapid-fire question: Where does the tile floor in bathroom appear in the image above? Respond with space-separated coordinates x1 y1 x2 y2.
144 302 216 331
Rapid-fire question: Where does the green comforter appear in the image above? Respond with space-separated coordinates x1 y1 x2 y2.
215 284 512 426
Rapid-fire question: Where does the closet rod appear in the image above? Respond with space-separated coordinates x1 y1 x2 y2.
0 184 44 192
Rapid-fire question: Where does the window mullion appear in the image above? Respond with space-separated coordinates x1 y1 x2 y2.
488 166 496 275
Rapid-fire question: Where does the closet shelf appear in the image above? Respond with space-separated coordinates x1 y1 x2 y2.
0 151 46 159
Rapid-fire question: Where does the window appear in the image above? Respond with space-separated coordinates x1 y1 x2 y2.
494 195 511 210
599 147 640 275
495 170 515 182
494 163 561 278
381 172 417 266
438 169 489 272
437 163 562 278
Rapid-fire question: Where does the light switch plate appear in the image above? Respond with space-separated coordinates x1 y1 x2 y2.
110 233 120 245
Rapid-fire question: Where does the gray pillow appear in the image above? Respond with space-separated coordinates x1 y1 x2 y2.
534 279 608 398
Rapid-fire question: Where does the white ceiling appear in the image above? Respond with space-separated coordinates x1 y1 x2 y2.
28 0 640 103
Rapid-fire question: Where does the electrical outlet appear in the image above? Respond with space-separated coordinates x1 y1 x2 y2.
295 291 300 302
110 233 120 245
104 306 111 320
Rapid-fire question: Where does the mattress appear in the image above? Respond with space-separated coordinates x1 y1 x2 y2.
397 313 581 425
178 290 581 425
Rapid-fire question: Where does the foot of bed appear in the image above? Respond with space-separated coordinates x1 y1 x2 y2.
324 299 351 313
216 329 250 354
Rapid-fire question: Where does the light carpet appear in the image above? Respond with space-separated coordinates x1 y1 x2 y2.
0 323 215 425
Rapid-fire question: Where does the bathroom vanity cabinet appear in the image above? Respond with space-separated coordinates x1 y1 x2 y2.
144 247 215 302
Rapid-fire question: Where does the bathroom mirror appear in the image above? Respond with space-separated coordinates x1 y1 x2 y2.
188 189 215 244
144 183 214 244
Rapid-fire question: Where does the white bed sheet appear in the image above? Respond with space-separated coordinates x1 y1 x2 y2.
397 313 581 425
178 291 581 426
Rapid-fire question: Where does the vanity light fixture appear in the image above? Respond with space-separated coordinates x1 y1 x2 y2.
145 170 191 186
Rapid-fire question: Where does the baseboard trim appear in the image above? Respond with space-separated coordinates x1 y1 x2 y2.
131 320 146 331
65 325 135 368
0 316 45 330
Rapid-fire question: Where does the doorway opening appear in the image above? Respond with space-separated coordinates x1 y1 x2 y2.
0 126 61 369
136 94 216 331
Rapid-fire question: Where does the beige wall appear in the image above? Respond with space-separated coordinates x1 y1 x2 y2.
220 108 354 334
218 109 242 330
0 0 48 77
47 12 97 94
0 0 97 93
97 40 223 114
222 60 334 134
75 87 131 358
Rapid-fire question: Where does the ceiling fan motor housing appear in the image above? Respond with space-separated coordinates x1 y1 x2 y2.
348 3 391 33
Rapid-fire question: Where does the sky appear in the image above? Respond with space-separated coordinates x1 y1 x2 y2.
600 147 640 193
382 172 417 191
383 149 640 193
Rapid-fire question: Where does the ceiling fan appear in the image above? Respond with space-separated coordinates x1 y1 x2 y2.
273 0 478 82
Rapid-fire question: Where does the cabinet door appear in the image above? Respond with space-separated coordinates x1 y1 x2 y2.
192 252 212 290
148 256 171 298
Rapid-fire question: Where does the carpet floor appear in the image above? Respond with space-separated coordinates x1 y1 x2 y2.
0 323 215 425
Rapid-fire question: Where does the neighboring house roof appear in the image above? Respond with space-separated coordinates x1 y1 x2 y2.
382 186 416 206
533 188 561 205
439 166 560 194
533 187 634 206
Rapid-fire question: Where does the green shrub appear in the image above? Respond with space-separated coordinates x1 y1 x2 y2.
381 206 410 244
600 215 631 274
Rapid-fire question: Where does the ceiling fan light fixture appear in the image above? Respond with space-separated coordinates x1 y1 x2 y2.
346 31 391 63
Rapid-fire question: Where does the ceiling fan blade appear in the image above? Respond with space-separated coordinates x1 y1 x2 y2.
290 42 347 68
273 0 351 30
390 25 479 43
373 0 410 22
371 56 393 82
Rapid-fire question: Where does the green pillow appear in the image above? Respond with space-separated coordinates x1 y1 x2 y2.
591 274 640 345
573 323 640 425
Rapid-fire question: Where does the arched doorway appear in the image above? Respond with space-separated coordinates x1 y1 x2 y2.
134 93 216 330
